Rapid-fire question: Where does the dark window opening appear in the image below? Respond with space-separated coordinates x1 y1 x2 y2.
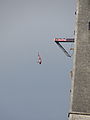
88 22 90 30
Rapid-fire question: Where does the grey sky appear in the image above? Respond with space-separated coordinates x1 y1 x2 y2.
0 0 75 120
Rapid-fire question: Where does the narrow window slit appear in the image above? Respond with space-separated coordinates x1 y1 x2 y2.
88 22 90 30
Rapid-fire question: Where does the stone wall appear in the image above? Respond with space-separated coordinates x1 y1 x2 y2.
69 0 90 119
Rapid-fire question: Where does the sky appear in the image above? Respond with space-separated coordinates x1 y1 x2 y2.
0 0 75 120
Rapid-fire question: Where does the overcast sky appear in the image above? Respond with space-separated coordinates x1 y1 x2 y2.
0 0 75 120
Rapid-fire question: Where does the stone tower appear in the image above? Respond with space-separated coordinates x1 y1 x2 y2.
69 0 90 120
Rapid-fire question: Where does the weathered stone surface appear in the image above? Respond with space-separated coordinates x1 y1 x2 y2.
69 0 90 119
69 114 90 120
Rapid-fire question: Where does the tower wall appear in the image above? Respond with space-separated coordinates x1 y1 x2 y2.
69 0 90 119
